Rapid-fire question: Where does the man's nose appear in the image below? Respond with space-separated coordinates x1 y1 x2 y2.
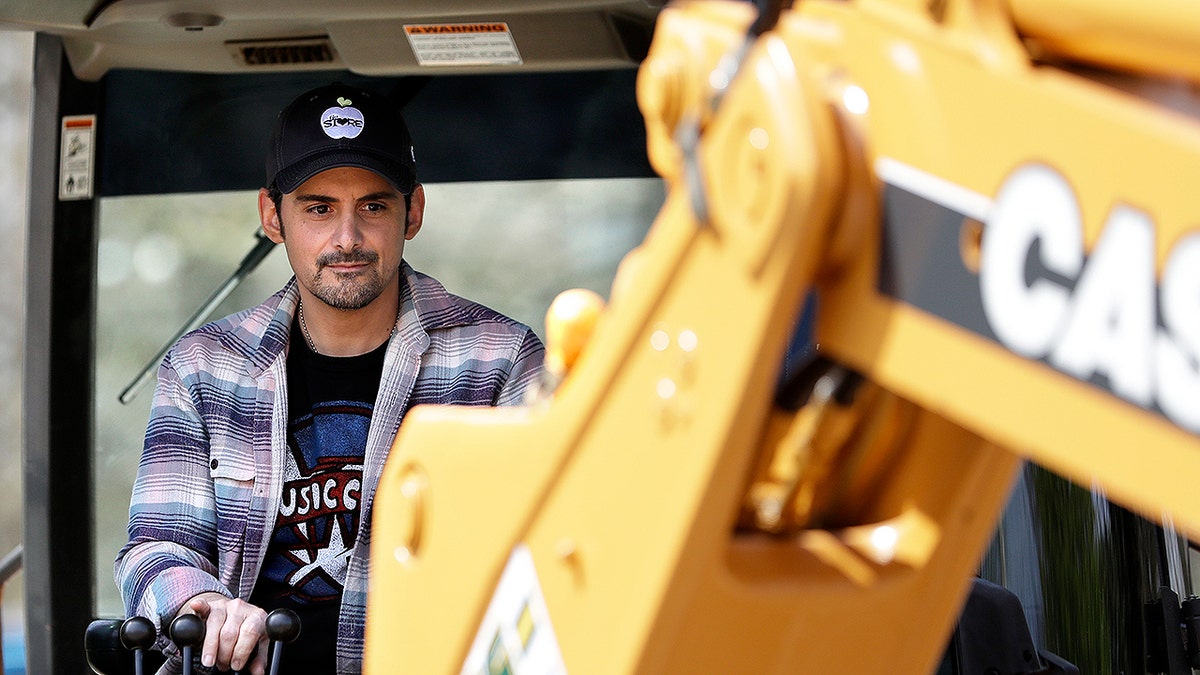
332 211 363 250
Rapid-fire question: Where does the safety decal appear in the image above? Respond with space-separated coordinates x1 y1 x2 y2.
404 22 522 67
461 544 567 675
59 115 96 201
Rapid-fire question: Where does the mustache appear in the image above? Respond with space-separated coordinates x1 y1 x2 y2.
317 250 379 267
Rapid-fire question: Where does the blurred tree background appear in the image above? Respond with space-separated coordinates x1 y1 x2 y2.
0 29 32 672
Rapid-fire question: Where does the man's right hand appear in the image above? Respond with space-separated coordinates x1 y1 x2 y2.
183 592 269 675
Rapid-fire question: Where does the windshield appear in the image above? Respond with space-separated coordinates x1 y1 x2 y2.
92 176 662 616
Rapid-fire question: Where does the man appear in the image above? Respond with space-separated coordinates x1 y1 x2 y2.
115 83 545 674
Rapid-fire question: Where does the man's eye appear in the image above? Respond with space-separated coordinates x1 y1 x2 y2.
308 204 332 215
363 203 385 213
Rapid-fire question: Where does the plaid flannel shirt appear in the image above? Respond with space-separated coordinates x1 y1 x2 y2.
115 262 544 673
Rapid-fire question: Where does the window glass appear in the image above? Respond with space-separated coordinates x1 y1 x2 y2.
0 28 33 669
92 177 663 616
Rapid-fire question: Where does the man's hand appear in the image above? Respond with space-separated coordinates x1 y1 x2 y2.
183 592 269 674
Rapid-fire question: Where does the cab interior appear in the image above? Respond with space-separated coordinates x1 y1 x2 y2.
0 2 665 671
0 1 1195 674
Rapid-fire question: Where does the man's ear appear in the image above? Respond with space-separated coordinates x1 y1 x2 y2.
405 184 426 241
259 188 285 243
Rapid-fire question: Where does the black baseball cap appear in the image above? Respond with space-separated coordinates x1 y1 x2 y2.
266 83 418 195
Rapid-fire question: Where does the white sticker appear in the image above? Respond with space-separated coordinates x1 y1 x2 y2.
59 115 96 201
461 544 567 675
405 23 523 67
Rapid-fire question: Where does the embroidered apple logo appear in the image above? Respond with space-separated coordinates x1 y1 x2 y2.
321 97 365 139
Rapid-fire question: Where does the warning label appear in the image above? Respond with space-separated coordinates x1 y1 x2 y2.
460 545 566 675
59 115 96 201
404 22 522 66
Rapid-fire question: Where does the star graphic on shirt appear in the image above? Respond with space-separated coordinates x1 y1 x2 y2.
287 518 353 587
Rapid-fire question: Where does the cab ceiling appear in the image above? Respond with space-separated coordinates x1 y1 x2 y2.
0 0 663 80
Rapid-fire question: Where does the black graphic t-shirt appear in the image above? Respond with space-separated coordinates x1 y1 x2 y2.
251 321 387 671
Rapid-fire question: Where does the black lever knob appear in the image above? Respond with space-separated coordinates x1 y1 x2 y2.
265 608 301 643
169 613 205 648
169 613 205 675
265 608 302 675
120 616 156 651
120 616 157 675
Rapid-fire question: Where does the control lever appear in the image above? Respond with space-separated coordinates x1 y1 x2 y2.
157 607 300 675
119 617 156 675
168 613 205 675
265 609 301 675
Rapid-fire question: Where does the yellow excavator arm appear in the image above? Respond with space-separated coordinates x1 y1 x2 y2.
365 1 1200 672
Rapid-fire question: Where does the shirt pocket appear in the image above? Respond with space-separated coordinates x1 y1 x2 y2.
209 445 256 554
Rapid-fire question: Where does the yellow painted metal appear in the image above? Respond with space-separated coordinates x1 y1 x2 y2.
801 0 1200 537
366 0 1200 672
1008 0 1200 82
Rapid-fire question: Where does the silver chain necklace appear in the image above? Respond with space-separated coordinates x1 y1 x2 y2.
298 300 398 355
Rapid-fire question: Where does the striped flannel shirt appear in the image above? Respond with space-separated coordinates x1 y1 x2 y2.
115 262 544 674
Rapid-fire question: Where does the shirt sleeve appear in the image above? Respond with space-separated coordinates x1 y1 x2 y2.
114 351 233 641
495 328 546 407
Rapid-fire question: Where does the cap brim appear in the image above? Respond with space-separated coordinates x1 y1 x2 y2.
274 149 417 195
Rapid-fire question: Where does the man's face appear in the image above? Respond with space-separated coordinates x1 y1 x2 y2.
259 166 424 311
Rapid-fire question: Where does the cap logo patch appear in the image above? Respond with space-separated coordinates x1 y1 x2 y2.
321 98 365 139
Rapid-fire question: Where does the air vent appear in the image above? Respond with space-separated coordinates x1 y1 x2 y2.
226 37 339 67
